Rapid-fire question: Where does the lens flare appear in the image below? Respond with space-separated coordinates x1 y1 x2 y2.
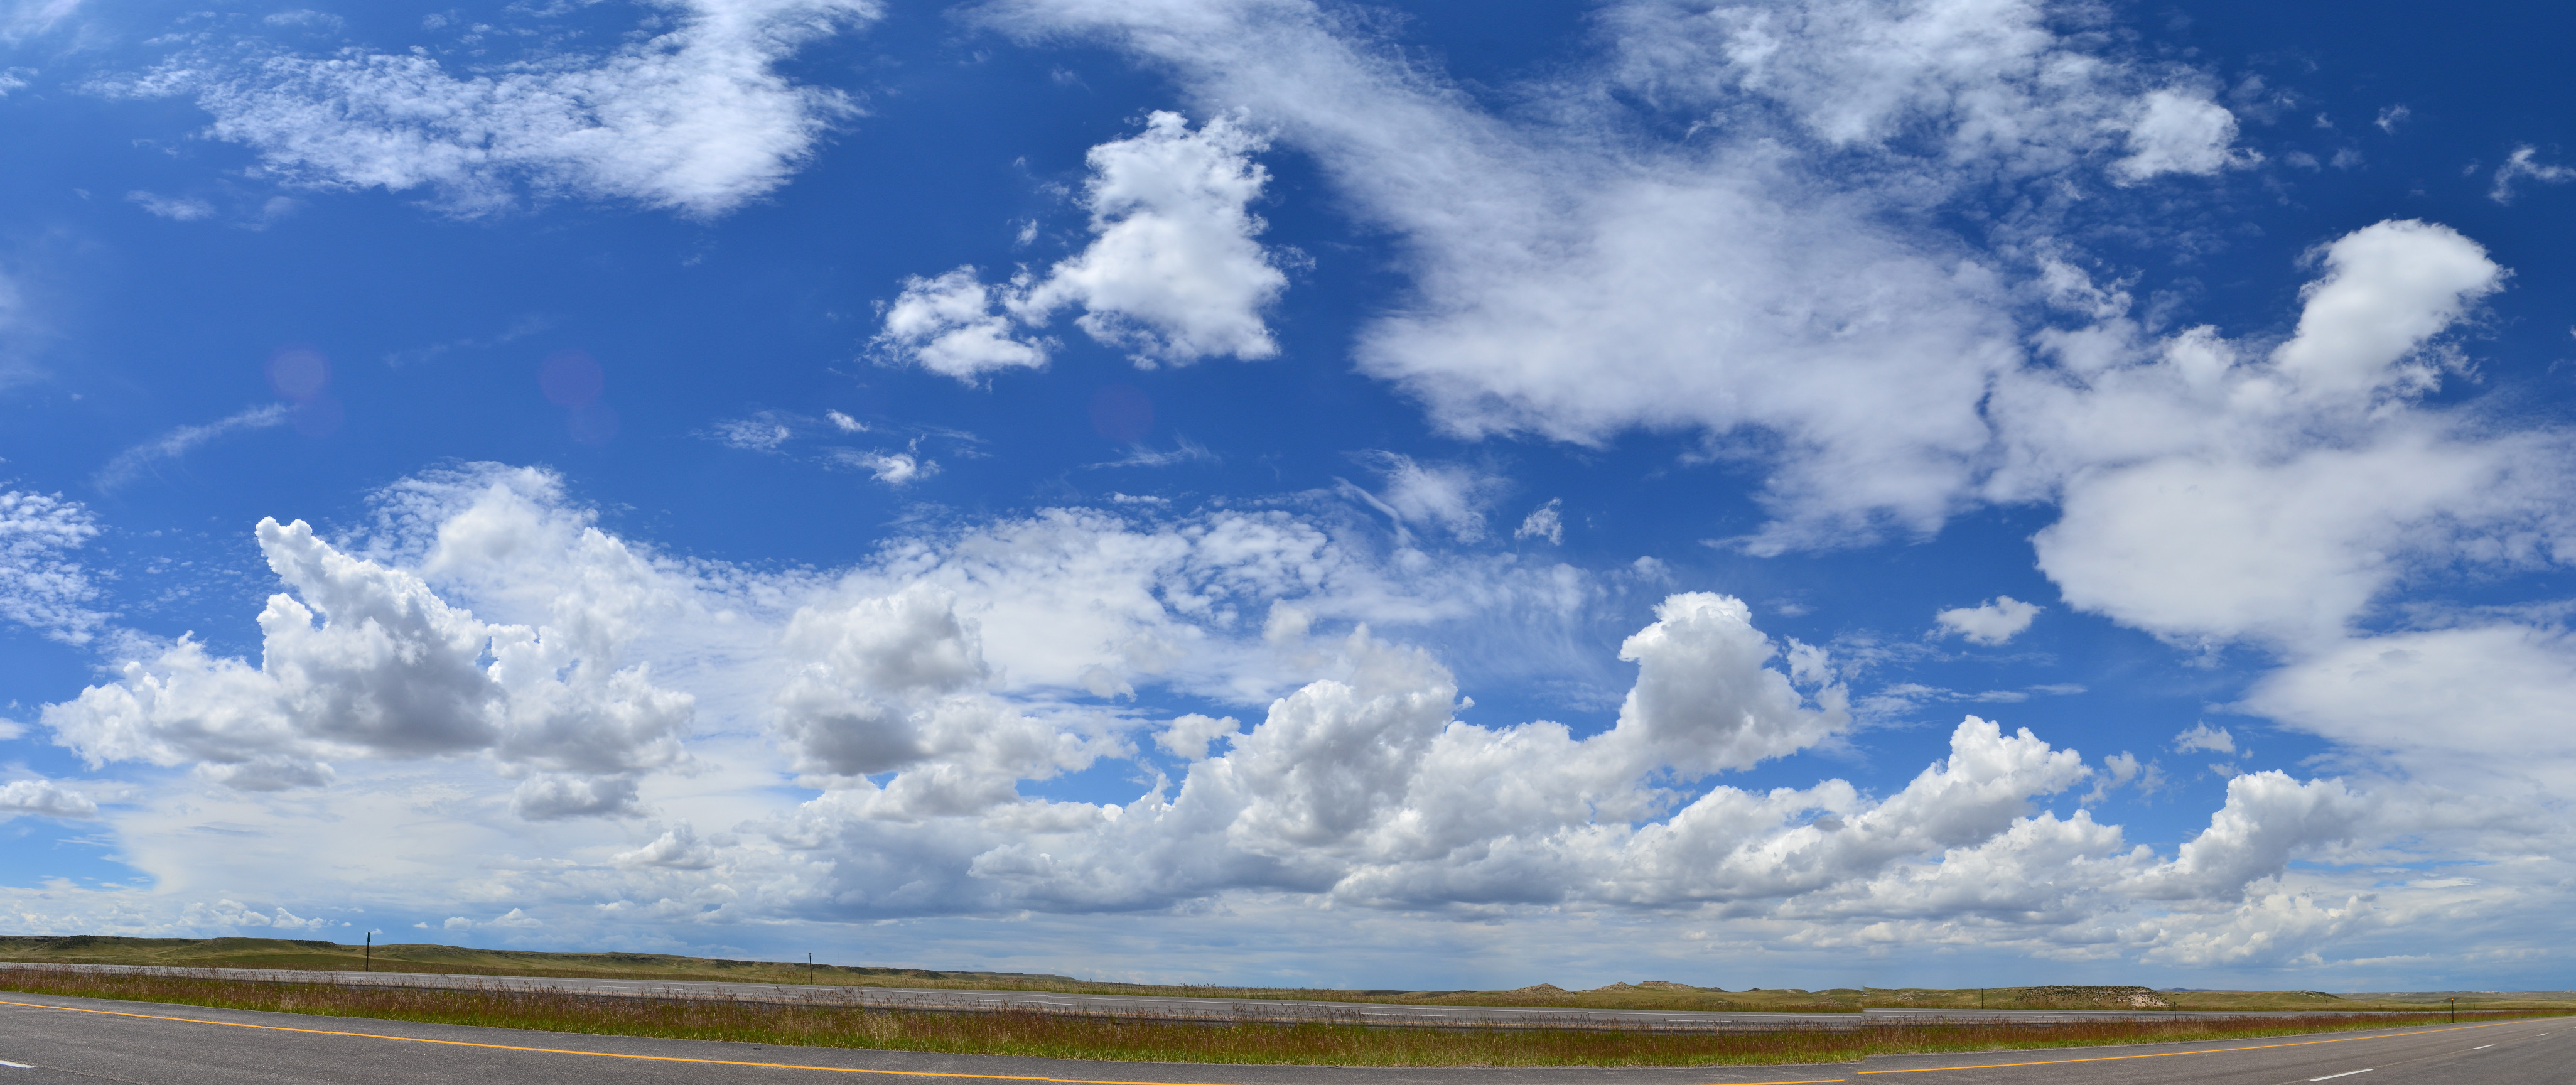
1090 384 1153 444
539 350 605 407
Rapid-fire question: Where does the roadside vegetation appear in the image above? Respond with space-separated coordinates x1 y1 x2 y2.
14 936 2569 1015
0 965 2560 1067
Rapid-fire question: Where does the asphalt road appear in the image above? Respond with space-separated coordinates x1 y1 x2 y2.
0 990 2562 1085
0 964 2427 1030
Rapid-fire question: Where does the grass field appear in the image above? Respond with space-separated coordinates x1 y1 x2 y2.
0 965 2559 1068
0 936 1853 1012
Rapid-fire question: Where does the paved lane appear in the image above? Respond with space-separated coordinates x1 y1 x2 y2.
1845 1017 2568 1085
0 990 2560 1085
0 964 2425 1030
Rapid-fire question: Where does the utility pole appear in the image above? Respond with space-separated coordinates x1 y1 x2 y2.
364 931 372 974
809 953 815 985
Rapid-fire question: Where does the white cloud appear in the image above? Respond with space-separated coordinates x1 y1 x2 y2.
2489 145 2575 205
873 267 1052 382
0 777 97 819
979 0 2252 549
708 413 796 451
2082 750 2159 804
2272 220 2506 398
1343 453 1503 542
7 462 2554 974
126 190 215 221
1010 111 1286 367
2172 722 2236 755
2374 104 2409 134
1934 596 2040 645
830 448 932 485
1089 435 1218 469
42 516 691 814
614 823 722 870
1154 713 1239 761
1 0 77 44
382 313 551 368
0 489 110 645
2014 222 2538 650
139 0 879 217
879 111 1287 381
261 9 341 30
772 588 1128 821
182 898 328 931
2112 89 2251 182
2245 625 2576 790
93 404 290 490
2128 772 2363 902
1514 499 1563 545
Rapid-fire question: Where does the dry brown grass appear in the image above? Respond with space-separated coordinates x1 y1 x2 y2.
0 964 2557 1067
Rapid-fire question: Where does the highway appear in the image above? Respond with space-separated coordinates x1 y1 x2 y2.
0 990 2561 1084
0 964 2431 1030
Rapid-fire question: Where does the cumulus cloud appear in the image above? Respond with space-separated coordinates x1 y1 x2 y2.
874 268 1052 382
797 620 2365 932
1934 596 2041 645
615 823 723 869
878 111 1287 380
0 489 111 645
42 516 691 814
772 584 1090 789
131 0 879 217
3 460 2499 970
2489 145 2575 205
2112 89 2251 182
1154 713 1239 761
2172 723 2236 755
1010 111 1286 366
0 777 97 819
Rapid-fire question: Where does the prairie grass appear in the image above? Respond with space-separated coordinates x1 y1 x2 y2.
0 965 2553 1068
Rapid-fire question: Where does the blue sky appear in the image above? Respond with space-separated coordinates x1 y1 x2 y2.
2 0 2573 992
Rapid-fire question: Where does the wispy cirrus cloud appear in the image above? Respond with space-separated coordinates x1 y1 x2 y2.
104 0 879 219
93 404 288 492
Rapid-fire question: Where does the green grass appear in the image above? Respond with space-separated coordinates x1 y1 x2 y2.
0 965 2560 1067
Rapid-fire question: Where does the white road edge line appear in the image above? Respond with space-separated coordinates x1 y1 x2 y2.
0 1059 31 1069
2308 1071 2372 1082
2472 1044 2495 1050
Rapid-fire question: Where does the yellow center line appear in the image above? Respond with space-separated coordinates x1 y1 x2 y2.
0 997 1841 1085
1854 1018 2555 1076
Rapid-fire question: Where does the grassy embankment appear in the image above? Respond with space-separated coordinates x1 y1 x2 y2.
0 965 2560 1068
